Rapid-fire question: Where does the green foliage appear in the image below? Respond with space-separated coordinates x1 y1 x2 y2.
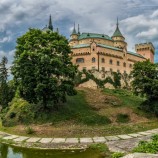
74 70 121 89
116 113 130 123
139 100 158 116
12 28 77 110
132 60 158 115
121 72 132 89
132 60 158 100
133 134 158 154
25 126 35 134
112 72 121 89
0 57 13 109
2 98 35 127
112 152 125 158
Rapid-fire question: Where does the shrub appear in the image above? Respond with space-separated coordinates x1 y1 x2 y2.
116 113 130 123
133 134 158 154
2 98 35 127
9 112 16 118
25 126 35 134
112 152 125 158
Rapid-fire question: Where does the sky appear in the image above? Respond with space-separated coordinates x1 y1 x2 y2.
0 0 158 71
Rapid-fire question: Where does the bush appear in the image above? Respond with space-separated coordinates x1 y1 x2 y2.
9 112 16 118
112 152 125 158
133 134 158 154
2 98 35 127
25 126 35 134
116 113 130 123
140 100 158 116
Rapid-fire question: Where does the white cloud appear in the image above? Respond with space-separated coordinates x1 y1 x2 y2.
0 36 11 43
0 0 157 62
136 28 158 39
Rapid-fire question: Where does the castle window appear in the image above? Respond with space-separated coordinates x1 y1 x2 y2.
92 57 96 63
101 58 105 63
129 64 132 68
117 61 120 66
123 62 126 67
76 58 84 63
110 68 113 72
109 59 113 65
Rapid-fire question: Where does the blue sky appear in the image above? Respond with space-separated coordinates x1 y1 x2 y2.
0 0 158 70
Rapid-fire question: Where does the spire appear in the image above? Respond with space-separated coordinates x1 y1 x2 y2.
112 18 124 38
78 24 80 34
71 22 77 35
117 17 119 28
48 15 53 31
56 28 59 33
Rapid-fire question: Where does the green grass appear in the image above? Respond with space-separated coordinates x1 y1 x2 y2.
103 88 145 108
133 134 158 154
36 90 111 125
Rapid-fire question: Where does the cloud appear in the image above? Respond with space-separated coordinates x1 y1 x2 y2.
0 0 157 63
136 28 158 39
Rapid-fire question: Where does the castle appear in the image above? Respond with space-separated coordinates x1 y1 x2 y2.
69 20 155 74
43 16 155 75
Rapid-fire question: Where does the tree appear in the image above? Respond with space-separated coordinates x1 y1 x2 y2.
0 56 9 108
12 28 77 110
131 60 158 101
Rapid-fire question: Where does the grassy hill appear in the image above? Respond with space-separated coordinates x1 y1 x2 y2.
1 88 158 137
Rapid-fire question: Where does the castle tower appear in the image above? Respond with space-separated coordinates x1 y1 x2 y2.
48 15 53 31
69 23 79 46
135 42 155 63
70 23 78 40
112 18 127 49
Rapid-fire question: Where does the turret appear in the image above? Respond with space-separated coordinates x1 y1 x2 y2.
48 15 53 31
42 15 53 32
112 18 127 49
69 23 79 46
135 42 155 63
70 23 78 40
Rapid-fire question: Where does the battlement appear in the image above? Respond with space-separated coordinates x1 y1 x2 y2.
135 42 155 54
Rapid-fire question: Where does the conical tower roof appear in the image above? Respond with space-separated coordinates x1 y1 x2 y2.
71 23 78 35
48 15 53 31
112 18 124 38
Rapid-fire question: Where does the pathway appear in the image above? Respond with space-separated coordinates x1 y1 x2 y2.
0 128 158 157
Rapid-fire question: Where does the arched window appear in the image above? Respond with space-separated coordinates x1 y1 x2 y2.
76 58 84 63
123 62 126 67
117 61 120 66
101 58 105 63
109 59 113 65
92 57 96 63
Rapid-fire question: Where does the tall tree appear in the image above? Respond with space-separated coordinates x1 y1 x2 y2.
12 28 77 110
0 56 9 108
131 60 158 101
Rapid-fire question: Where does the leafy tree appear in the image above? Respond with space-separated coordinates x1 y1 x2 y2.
0 56 9 108
12 28 77 110
131 60 158 101
132 60 158 115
